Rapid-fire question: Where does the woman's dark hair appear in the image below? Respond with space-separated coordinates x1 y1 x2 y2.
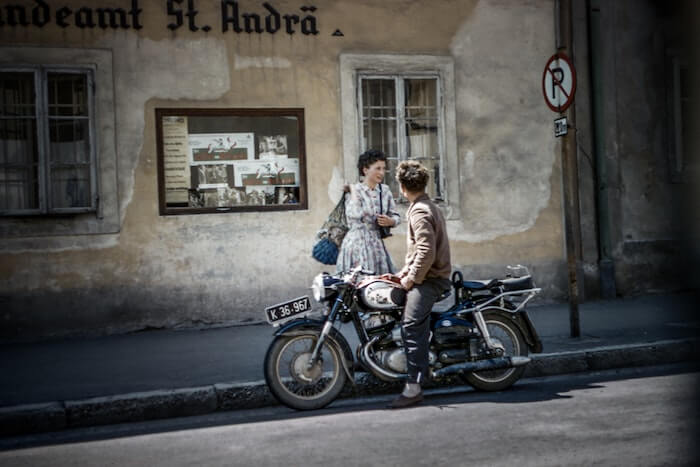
357 149 387 177
396 160 430 193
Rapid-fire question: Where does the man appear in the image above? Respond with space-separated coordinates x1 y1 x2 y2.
390 160 452 409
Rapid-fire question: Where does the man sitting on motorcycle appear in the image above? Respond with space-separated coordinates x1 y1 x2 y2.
387 161 452 409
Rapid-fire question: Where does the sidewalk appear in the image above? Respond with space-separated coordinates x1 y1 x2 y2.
1 292 698 437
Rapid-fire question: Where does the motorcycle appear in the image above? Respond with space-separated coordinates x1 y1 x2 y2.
263 265 543 410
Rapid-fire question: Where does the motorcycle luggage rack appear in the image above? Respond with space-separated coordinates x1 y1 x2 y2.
450 270 541 313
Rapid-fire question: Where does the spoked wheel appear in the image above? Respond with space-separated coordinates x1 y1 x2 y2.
462 312 528 391
264 332 347 410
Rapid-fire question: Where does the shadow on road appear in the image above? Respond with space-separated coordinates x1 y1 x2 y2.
2 362 698 451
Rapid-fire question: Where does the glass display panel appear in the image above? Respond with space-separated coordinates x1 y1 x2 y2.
156 108 307 214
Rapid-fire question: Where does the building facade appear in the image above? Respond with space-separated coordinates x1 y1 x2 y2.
0 0 693 340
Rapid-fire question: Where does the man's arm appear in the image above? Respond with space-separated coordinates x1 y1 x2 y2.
404 206 436 285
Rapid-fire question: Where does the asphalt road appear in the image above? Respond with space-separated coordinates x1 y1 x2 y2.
1 364 698 467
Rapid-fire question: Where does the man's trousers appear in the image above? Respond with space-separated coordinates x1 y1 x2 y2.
401 277 451 384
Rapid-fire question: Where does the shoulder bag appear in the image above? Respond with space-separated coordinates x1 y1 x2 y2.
311 193 349 265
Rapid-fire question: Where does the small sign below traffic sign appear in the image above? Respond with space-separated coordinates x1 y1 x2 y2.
542 53 576 113
554 117 568 137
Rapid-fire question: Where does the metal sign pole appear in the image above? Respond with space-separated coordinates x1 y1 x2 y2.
557 0 582 338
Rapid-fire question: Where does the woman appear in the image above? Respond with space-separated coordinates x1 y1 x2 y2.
337 149 401 274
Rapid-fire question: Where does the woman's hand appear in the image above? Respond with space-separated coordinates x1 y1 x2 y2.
376 214 395 227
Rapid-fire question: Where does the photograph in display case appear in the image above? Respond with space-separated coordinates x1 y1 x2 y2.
188 188 205 207
245 186 276 205
189 133 255 163
201 187 247 207
276 187 299 204
197 164 229 188
259 135 288 159
234 159 300 186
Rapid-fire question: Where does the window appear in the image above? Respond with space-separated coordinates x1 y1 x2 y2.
339 54 459 218
359 75 443 200
0 67 96 215
156 108 307 215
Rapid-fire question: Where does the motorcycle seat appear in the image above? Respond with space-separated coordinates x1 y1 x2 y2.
461 279 500 290
501 275 534 291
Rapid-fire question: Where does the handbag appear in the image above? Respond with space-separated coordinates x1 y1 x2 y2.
378 184 392 239
311 193 349 265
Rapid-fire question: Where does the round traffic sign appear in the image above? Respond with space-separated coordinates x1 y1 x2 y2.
542 53 576 112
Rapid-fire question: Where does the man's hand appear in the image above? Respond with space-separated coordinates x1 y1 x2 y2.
380 273 401 284
401 277 414 290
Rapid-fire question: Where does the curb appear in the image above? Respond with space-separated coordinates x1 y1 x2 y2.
1 338 698 438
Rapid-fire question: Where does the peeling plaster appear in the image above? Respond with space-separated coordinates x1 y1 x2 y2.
103 36 231 225
328 166 345 204
447 0 556 243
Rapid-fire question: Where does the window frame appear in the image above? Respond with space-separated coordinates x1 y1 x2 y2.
155 107 308 216
0 65 98 216
339 53 459 219
357 73 446 202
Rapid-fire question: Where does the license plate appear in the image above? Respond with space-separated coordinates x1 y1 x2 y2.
265 295 313 325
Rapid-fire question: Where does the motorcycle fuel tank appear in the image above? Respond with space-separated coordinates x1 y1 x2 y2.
358 279 406 310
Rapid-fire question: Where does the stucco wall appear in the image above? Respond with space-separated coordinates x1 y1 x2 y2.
2 0 571 340
601 0 684 294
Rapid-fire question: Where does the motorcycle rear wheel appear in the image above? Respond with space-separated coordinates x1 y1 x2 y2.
461 312 528 391
264 332 347 410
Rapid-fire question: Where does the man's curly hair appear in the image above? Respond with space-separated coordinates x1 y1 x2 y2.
395 160 429 193
357 149 387 177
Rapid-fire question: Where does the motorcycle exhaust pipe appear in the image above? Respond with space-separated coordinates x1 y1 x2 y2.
432 356 531 378
360 336 408 382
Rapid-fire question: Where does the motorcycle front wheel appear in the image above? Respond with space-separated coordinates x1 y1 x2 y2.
462 311 528 391
264 332 347 410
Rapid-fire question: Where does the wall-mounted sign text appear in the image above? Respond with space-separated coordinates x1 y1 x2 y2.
0 0 322 36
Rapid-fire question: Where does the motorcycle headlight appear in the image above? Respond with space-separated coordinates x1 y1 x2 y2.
311 273 342 302
312 274 326 302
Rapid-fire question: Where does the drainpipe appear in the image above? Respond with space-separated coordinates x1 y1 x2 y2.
587 0 617 298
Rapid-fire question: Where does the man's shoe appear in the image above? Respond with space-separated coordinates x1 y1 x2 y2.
388 392 424 409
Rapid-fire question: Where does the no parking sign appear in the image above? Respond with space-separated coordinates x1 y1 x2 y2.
542 53 576 113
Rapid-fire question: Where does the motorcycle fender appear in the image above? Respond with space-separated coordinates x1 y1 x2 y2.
273 318 325 337
517 311 543 353
273 318 355 378
481 308 543 354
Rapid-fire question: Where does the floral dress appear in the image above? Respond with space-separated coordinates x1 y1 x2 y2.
336 182 401 274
